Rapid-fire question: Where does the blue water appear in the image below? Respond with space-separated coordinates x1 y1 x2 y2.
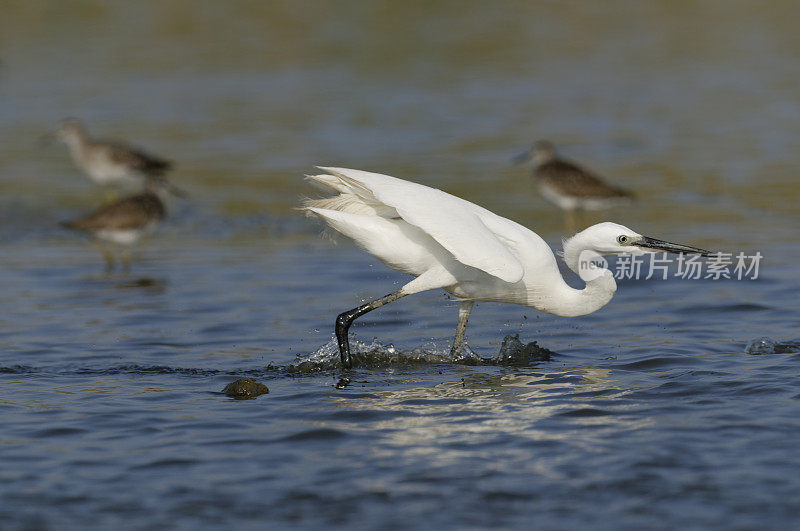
2 2 800 529
2 237 798 529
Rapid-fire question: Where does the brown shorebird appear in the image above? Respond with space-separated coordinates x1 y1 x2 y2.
514 140 634 231
60 183 166 271
55 119 186 197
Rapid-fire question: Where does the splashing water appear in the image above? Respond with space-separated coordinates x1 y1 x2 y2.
744 337 800 355
288 334 555 372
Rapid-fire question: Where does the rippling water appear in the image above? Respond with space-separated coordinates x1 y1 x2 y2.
2 2 800 529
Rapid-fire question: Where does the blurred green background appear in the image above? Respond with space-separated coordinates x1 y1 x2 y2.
1 0 798 253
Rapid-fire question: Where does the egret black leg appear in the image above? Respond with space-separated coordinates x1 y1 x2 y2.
335 290 406 369
450 300 474 355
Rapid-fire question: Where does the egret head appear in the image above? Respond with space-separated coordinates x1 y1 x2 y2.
574 222 711 257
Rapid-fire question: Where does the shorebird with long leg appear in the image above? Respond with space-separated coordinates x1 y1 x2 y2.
303 167 709 369
513 140 633 232
54 119 186 198
60 180 168 272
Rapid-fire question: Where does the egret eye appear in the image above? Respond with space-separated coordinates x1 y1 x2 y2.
617 235 629 244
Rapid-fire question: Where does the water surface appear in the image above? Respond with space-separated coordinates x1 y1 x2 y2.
1 2 800 529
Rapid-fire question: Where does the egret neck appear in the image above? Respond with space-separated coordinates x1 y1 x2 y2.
533 231 618 318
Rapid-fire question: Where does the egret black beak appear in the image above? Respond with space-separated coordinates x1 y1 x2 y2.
638 236 711 256
511 150 532 165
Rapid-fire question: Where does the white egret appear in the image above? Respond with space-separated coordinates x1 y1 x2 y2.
303 167 708 369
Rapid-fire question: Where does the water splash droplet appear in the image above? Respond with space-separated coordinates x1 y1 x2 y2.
745 337 800 355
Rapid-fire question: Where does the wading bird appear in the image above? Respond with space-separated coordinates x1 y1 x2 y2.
303 167 709 369
55 119 186 197
513 140 633 231
60 181 167 271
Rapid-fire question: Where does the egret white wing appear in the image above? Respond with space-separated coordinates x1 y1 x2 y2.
316 167 525 283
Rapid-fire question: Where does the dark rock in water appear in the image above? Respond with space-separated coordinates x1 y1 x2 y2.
493 334 553 365
746 337 778 355
222 378 269 399
745 337 800 355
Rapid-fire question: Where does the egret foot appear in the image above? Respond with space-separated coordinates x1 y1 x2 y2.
335 290 407 369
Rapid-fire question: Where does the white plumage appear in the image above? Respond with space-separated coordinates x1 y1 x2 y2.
303 167 708 368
